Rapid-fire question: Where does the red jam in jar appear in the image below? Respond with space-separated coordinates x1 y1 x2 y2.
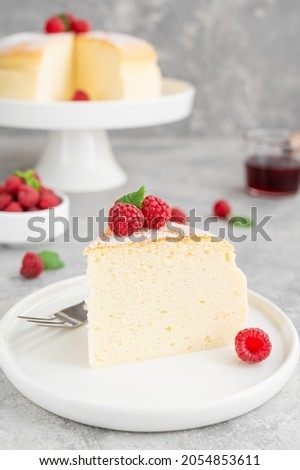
246 155 300 196
245 129 300 197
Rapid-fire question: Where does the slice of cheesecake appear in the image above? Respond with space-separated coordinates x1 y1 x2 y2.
84 225 248 368
75 32 162 100
0 33 74 101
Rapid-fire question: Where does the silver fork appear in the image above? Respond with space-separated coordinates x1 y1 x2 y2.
18 301 87 328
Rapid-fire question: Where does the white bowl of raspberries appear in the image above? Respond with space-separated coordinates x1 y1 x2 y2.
0 169 69 245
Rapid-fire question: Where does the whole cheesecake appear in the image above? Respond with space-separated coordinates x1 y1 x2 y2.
84 224 248 368
0 31 162 101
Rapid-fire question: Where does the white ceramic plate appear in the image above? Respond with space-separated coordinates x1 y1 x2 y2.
0 276 298 432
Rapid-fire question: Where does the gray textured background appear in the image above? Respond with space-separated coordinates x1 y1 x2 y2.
1 0 300 136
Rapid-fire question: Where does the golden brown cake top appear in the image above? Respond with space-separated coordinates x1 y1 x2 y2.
83 224 229 254
0 32 71 58
78 31 158 61
0 31 158 62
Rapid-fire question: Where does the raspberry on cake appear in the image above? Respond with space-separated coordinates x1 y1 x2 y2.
108 203 145 237
72 89 90 101
84 187 248 368
142 195 171 229
170 207 187 224
72 19 91 34
44 16 65 34
59 13 76 32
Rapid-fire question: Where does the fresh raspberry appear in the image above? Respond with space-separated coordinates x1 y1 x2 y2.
65 13 75 24
213 199 231 218
0 185 6 193
44 16 65 34
38 190 61 209
170 207 187 224
0 193 12 210
235 328 272 363
72 90 90 101
18 185 40 209
40 186 55 194
4 201 23 212
20 252 44 279
141 195 171 230
5 175 23 195
108 203 145 236
27 206 39 212
72 19 91 33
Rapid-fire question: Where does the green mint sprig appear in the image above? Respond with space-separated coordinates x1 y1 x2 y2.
229 215 252 228
14 169 41 191
118 185 146 209
59 13 72 31
38 251 64 270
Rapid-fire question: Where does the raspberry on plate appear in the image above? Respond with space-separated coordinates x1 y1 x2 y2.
213 199 231 218
20 252 44 279
5 175 23 195
18 185 40 209
0 193 12 210
235 328 272 363
108 203 145 237
170 207 187 224
72 19 91 33
4 201 23 212
141 195 171 230
44 16 65 34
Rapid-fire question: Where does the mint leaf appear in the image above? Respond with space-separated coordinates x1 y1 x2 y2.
13 169 40 190
13 170 22 177
118 185 146 208
14 168 34 179
38 251 64 270
23 169 35 178
26 176 40 191
59 14 71 31
229 215 252 228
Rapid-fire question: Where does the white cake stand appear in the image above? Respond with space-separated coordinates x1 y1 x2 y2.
0 78 195 192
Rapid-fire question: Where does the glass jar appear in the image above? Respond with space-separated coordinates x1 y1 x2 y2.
245 128 300 196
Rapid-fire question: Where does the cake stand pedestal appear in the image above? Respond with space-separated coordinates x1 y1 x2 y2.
36 129 126 192
0 78 195 193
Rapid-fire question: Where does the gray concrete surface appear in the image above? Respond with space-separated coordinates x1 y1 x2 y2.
0 134 299 449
